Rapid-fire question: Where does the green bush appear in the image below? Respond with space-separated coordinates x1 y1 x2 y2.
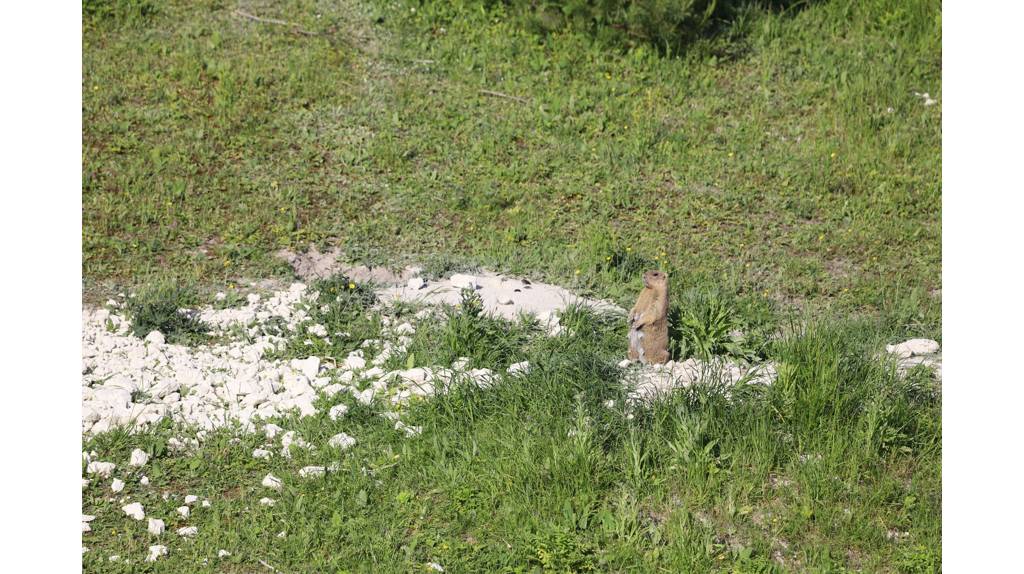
83 0 157 26
125 281 207 344
422 0 742 54
668 285 777 361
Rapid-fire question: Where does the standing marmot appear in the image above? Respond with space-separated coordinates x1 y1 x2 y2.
628 270 670 364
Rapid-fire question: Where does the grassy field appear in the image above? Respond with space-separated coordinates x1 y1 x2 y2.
83 0 940 322
83 0 942 571
84 278 941 573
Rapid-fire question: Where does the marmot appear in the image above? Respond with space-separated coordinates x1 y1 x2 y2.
628 270 670 364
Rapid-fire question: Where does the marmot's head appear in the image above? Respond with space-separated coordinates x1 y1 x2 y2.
642 270 668 290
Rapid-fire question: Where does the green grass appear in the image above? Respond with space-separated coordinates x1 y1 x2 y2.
82 307 940 572
122 280 208 344
83 0 941 325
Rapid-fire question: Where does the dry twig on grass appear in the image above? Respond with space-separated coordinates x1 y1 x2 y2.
479 89 530 104
233 9 317 37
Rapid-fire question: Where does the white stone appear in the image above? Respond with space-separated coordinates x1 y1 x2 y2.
111 478 125 493
291 356 321 380
140 475 150 486
264 423 283 439
408 277 426 290
428 563 445 572
323 383 345 397
129 448 150 467
394 322 415 335
354 388 375 405
259 497 276 506
82 521 91 533
144 330 166 345
395 421 422 437
184 495 199 505
329 404 349 420
886 338 940 359
343 354 367 371
86 461 116 478
82 405 100 423
146 545 168 562
177 526 198 537
262 473 283 490
451 274 478 290
329 433 357 450
147 518 165 535
507 361 530 375
177 506 190 519
299 465 326 478
253 448 273 460
618 359 633 368
496 295 513 305
218 549 231 558
202 499 211 508
122 502 145 520
247 293 261 304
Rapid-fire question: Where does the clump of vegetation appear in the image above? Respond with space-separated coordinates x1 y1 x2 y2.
211 289 246 310
83 0 156 26
272 274 382 362
124 281 207 344
420 253 481 281
434 0 750 55
668 285 777 361
400 288 538 371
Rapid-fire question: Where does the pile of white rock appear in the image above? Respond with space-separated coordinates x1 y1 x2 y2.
83 278 941 440
81 282 536 438
619 337 942 404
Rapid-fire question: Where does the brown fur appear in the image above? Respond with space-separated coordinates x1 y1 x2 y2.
628 270 670 364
